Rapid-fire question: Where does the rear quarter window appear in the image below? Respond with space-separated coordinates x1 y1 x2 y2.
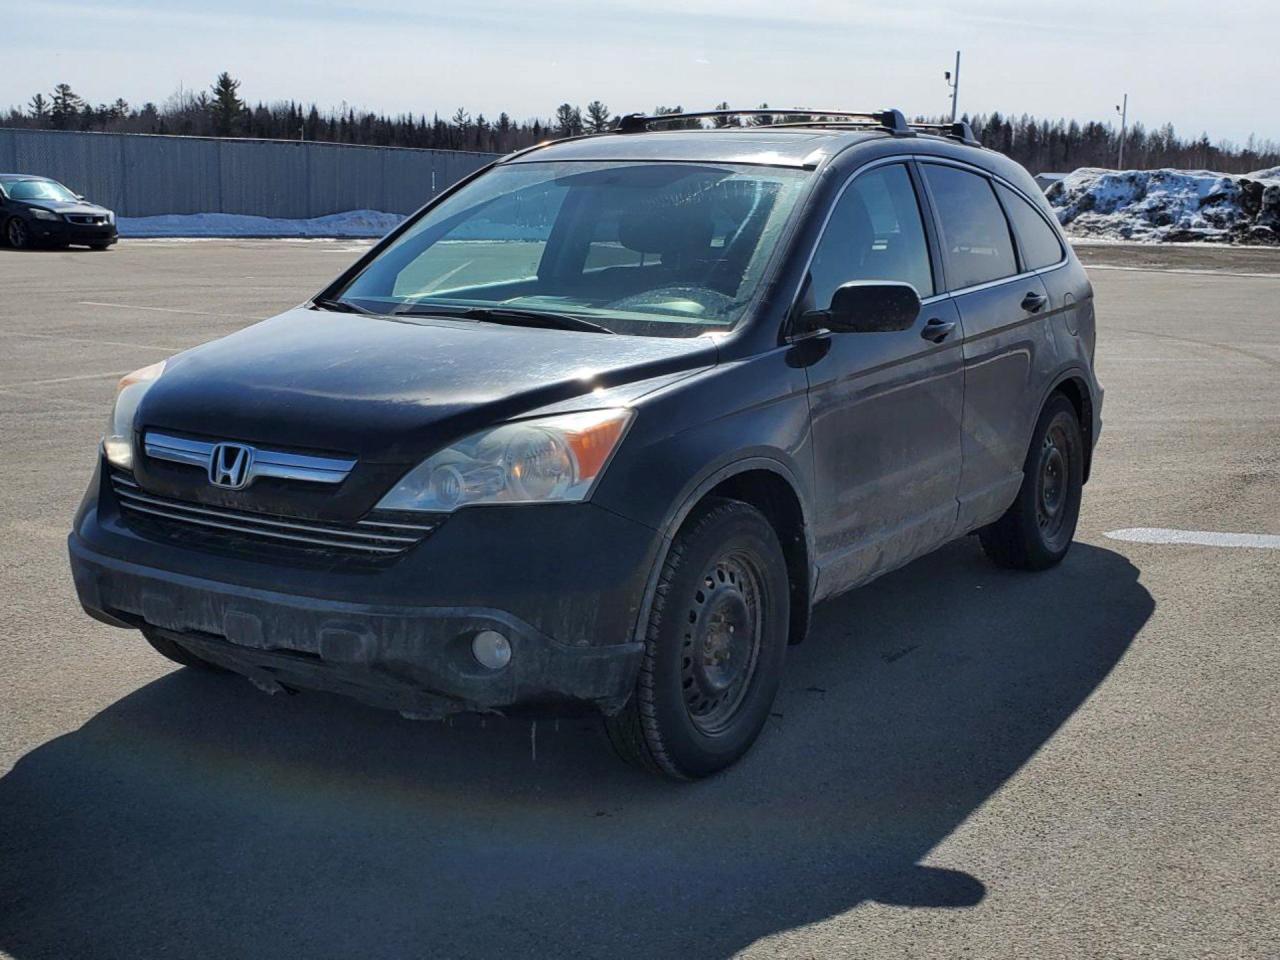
995 182 1065 270
921 164 1017 290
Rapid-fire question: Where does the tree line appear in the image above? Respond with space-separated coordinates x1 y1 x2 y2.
7 75 1279 175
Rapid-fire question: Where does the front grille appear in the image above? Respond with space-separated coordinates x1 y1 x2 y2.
67 214 107 225
109 471 438 557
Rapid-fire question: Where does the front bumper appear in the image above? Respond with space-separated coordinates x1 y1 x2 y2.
30 217 117 246
69 462 658 717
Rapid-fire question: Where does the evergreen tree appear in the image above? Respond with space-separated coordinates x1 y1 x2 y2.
584 100 611 133
6 84 1278 173
49 84 84 129
712 101 735 128
554 103 583 136
209 72 244 137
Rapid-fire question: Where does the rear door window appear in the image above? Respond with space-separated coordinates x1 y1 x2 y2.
921 164 1017 289
995 183 1064 270
806 163 934 309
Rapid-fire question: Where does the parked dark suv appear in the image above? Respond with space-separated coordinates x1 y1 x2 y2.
0 174 117 249
69 109 1101 779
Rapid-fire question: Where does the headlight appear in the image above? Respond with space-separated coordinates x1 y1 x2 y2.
103 361 166 469
376 408 633 513
31 208 61 221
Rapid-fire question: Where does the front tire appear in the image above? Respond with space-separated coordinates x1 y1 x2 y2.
606 497 789 780
5 217 31 250
979 393 1084 570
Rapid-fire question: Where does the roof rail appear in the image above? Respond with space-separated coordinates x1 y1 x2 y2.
615 108 914 136
908 120 981 146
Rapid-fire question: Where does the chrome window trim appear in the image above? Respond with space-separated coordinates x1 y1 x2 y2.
144 431 356 486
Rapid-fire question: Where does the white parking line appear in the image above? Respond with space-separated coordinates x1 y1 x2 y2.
78 301 262 320
3 370 127 388
1105 528 1280 549
0 331 183 352
1084 265 1280 280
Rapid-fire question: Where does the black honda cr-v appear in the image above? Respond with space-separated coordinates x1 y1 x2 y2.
69 109 1102 779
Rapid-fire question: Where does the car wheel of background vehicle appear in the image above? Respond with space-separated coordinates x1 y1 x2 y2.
5 217 30 249
142 628 226 672
606 497 789 780
978 393 1084 571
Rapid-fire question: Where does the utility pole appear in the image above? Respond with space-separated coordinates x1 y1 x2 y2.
945 51 961 123
1116 94 1128 169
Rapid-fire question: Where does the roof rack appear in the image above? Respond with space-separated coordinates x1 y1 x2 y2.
907 120 981 146
616 108 914 136
613 108 981 148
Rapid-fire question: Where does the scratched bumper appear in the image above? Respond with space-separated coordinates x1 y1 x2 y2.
68 462 658 717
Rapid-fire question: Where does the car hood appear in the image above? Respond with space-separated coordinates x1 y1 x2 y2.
26 199 111 216
138 307 717 465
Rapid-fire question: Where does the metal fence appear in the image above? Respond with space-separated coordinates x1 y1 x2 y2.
0 128 499 218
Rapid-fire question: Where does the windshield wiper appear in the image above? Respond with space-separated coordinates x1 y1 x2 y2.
312 295 376 315
391 304 614 335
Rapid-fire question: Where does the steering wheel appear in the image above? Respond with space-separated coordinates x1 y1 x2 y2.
608 286 736 317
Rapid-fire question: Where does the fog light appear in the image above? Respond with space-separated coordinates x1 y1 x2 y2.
471 630 512 670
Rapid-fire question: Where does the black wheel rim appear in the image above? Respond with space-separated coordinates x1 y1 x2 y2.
8 219 27 247
1036 419 1073 548
680 552 764 737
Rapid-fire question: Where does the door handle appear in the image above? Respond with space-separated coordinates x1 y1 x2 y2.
1021 290 1048 313
920 317 956 343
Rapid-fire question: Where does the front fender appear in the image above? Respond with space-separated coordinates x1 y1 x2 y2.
590 349 815 643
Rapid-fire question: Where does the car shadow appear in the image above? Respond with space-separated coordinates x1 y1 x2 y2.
0 539 1152 959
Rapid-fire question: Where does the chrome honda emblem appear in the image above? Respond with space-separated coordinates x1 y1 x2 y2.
208 442 255 490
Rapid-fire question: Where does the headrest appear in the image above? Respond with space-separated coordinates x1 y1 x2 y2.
618 201 714 261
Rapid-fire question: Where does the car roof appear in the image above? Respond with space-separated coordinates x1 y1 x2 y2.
0 174 53 182
503 128 894 169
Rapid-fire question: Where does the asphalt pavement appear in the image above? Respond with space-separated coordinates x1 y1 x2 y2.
0 239 1276 959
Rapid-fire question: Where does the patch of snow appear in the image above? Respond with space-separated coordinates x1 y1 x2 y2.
1046 167 1280 245
118 209 406 238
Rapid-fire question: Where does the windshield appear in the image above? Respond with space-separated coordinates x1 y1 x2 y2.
334 160 811 337
7 179 78 202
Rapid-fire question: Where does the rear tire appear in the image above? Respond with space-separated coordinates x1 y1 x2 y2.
606 497 789 780
979 393 1084 570
142 628 225 672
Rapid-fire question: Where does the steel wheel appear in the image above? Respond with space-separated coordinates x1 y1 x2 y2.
680 552 764 737
979 394 1084 571
605 497 790 779
1035 421 1073 549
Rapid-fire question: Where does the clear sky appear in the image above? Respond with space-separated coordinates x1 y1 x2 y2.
8 0 1278 145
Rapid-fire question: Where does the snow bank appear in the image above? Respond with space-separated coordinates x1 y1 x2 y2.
1046 167 1280 244
118 209 406 238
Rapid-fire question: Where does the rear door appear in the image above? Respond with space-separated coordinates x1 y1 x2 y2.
919 162 1053 530
801 161 965 596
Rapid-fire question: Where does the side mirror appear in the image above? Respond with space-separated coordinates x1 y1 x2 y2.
804 281 921 334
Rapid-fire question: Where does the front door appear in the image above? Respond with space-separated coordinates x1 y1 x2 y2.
801 162 964 599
